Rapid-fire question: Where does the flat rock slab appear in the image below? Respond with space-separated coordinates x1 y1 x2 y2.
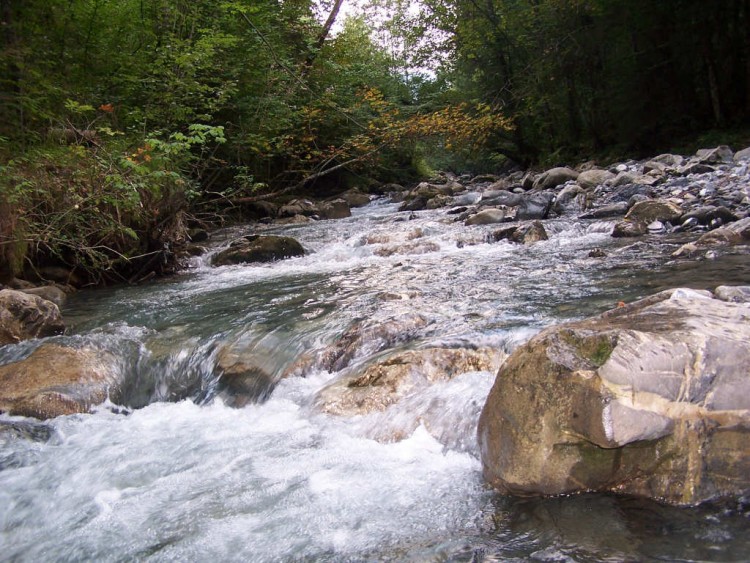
478 287 750 505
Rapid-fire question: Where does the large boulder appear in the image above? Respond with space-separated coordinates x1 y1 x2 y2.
478 287 750 505
733 146 750 162
533 167 579 190
0 289 65 346
211 235 305 266
315 347 506 416
0 344 122 419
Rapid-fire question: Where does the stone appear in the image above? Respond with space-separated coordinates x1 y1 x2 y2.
20 286 68 308
579 202 629 219
339 190 371 207
398 197 428 212
624 200 682 224
481 190 522 207
733 147 750 162
465 208 510 226
517 192 556 220
678 163 716 176
188 228 209 242
532 167 579 190
714 285 750 303
0 344 122 419
650 153 685 167
426 194 453 209
452 192 482 206
211 235 305 266
491 221 548 245
576 169 615 190
478 288 750 505
214 345 276 407
611 220 647 238
694 216 750 247
318 199 351 220
680 206 738 226
284 313 430 377
0 289 65 345
315 347 506 416
278 199 319 218
695 145 734 164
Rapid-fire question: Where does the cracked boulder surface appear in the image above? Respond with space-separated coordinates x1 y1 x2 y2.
477 287 750 506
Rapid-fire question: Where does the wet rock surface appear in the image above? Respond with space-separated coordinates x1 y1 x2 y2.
315 347 506 416
0 344 123 419
211 235 305 266
478 286 750 505
0 289 65 345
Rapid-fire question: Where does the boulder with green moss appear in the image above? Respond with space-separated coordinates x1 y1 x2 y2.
478 287 750 506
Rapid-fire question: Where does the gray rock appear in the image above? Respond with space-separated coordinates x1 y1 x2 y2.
650 153 685 167
680 206 738 226
0 289 65 345
678 162 716 176
532 167 579 190
452 191 482 206
481 190 522 207
714 285 750 303
20 286 68 308
696 145 734 164
211 235 305 266
733 147 750 162
579 202 629 219
465 208 510 225
478 288 750 505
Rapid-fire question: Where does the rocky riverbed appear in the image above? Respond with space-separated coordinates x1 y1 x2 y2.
1 144 750 560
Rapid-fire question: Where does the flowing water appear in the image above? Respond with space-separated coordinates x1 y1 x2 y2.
2 200 750 561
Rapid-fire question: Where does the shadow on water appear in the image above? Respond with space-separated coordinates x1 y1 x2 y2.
466 493 750 562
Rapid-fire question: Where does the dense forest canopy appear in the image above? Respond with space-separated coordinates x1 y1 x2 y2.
1 0 748 284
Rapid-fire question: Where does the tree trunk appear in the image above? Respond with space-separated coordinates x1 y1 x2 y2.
302 0 344 74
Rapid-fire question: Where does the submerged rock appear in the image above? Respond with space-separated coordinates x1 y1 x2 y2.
0 344 122 419
213 345 275 407
211 235 305 266
0 289 65 345
478 287 750 505
315 347 506 416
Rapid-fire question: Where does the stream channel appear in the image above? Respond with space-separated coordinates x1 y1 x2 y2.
2 199 750 561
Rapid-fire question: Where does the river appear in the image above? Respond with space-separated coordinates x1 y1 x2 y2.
2 199 749 561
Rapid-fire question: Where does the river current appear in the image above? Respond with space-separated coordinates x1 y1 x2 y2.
2 200 750 561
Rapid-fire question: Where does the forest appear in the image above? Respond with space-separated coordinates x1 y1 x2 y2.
1 0 749 285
